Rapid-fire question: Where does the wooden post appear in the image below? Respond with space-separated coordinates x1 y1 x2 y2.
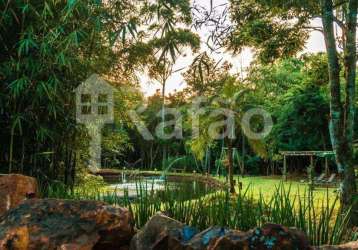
283 155 287 181
325 157 329 177
242 132 245 177
309 155 314 190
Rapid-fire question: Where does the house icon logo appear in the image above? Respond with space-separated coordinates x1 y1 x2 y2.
75 74 116 172
76 74 114 124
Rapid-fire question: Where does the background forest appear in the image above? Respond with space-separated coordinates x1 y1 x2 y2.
0 0 357 193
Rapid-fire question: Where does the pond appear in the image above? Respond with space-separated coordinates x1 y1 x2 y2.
105 174 221 201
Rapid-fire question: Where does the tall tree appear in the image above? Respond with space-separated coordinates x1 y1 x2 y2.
125 0 200 168
226 0 358 223
185 57 267 193
321 1 357 223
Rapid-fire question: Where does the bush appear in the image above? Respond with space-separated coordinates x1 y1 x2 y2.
245 156 261 175
76 174 106 190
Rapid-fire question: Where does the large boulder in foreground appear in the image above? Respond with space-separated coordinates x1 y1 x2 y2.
131 214 311 250
130 213 236 250
0 174 38 216
0 198 135 250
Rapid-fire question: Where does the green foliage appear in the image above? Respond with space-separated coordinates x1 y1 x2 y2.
245 156 261 175
161 155 198 172
228 0 311 63
244 57 331 167
227 0 358 221
76 173 107 190
46 181 352 245
0 0 197 183
101 88 143 168
302 53 330 87
2 0 356 227
0 0 120 179
270 84 330 152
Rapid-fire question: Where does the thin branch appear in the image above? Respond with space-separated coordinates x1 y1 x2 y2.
303 26 324 33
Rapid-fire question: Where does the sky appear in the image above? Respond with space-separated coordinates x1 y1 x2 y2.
139 0 326 97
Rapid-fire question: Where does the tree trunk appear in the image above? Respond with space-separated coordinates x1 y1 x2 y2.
149 143 153 169
241 132 245 177
227 140 235 193
342 0 358 225
321 0 358 225
162 80 166 170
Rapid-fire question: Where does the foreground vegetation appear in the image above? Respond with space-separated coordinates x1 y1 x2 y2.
44 178 356 246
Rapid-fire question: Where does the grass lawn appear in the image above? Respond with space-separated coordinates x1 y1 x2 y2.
98 169 339 203
217 175 339 204
97 169 340 207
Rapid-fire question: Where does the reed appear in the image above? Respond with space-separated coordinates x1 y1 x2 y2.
43 181 352 246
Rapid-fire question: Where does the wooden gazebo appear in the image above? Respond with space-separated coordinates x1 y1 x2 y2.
280 151 335 182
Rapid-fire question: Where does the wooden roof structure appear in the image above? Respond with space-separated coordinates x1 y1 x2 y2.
279 151 335 181
280 151 335 157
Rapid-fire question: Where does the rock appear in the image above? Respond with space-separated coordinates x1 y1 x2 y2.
317 241 358 250
247 223 311 250
207 230 252 249
207 224 311 250
151 226 229 250
0 198 135 250
0 174 38 216
131 215 312 250
205 224 311 250
130 213 207 250
153 226 233 250
130 213 187 250
188 226 230 249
